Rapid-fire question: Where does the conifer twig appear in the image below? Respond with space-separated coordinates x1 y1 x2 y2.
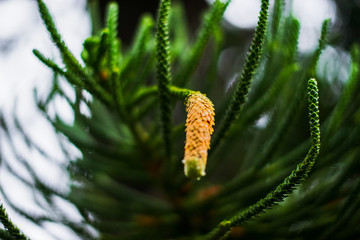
93 30 109 72
325 44 359 138
229 63 298 138
122 14 155 92
121 14 154 86
175 0 229 87
131 85 202 106
270 0 284 38
33 49 84 88
128 15 154 59
35 0 112 105
156 0 173 158
211 0 270 151
205 78 320 240
105 2 122 109
281 16 300 60
309 19 330 75
0 203 28 240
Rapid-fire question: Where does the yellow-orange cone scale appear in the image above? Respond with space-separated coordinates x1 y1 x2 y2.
183 92 215 179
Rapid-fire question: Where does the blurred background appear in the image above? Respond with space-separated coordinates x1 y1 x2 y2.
0 0 357 239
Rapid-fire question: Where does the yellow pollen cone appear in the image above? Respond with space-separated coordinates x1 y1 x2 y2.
183 92 215 180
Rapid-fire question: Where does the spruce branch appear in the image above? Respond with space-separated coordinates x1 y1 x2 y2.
0 203 28 240
121 14 154 80
94 30 109 73
6 0 354 238
156 0 173 159
205 78 320 240
309 19 330 75
169 86 195 99
204 25 224 92
175 0 229 87
211 0 270 152
128 15 154 59
229 63 298 139
270 0 285 39
325 44 359 138
106 2 120 72
87 0 101 35
35 0 75 67
131 85 201 106
122 14 155 92
281 16 300 60
33 49 84 88
170 2 190 59
35 0 112 105
105 2 122 108
0 230 12 239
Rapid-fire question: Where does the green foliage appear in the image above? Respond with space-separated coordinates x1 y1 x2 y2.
206 78 320 240
35 0 112 105
174 0 230 87
105 2 122 109
156 0 173 159
211 0 270 151
0 204 27 240
1 0 360 239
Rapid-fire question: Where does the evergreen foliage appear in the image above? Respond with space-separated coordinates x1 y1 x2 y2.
0 204 27 240
206 78 320 240
211 0 270 152
156 0 173 160
1 0 360 239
